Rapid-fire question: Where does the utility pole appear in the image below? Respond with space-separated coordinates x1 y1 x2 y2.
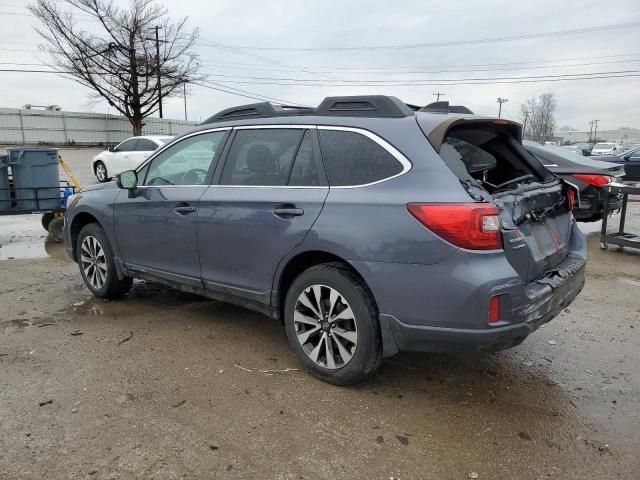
497 97 508 118
155 25 163 119
522 110 529 140
432 92 446 102
593 119 599 142
588 121 594 143
183 82 188 121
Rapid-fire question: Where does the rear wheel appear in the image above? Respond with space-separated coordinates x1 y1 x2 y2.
94 161 109 182
76 223 132 299
47 216 64 242
284 263 382 385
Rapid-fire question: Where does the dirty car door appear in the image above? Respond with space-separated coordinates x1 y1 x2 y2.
197 127 328 305
113 130 229 286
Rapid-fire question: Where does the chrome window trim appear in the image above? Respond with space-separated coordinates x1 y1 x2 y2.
131 125 412 189
215 124 411 189
317 125 412 189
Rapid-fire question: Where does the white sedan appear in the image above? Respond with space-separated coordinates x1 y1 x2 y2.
92 135 174 182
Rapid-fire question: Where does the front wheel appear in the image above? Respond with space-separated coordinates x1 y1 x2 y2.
76 223 132 299
94 161 109 182
284 263 382 385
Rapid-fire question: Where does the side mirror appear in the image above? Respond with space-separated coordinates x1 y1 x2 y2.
108 146 116 152
117 170 138 197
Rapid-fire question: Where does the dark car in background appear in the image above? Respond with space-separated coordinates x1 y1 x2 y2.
524 141 625 221
63 96 586 384
591 146 640 181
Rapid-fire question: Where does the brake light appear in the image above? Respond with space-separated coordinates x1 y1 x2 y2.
572 174 612 187
407 203 503 250
488 295 501 324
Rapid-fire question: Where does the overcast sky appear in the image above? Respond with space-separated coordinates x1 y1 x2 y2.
1 0 639 131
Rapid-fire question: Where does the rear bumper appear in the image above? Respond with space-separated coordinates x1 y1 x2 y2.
379 258 585 354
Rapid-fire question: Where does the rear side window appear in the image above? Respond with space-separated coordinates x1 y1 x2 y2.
221 129 307 186
318 130 403 186
116 139 138 152
136 139 158 151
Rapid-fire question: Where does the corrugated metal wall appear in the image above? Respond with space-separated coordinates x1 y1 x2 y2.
0 108 198 145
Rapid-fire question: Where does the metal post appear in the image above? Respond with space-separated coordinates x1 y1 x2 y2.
18 109 25 144
183 83 188 121
155 25 163 119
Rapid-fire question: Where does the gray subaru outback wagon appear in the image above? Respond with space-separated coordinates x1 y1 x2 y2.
64 96 586 384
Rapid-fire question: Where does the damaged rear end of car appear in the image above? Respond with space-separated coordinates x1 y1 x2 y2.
406 114 587 351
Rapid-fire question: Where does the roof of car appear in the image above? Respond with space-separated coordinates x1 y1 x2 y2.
189 95 522 149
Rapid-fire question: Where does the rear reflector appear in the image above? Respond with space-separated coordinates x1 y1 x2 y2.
407 203 503 250
566 187 576 212
488 295 500 324
572 174 612 187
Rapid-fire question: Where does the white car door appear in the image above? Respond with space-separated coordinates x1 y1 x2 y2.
110 138 140 175
129 138 160 170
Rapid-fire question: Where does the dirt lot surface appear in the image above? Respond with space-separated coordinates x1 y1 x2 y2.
1 148 639 479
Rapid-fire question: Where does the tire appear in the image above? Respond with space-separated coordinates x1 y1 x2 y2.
47 216 64 243
76 223 132 299
94 161 109 182
284 262 382 385
41 212 55 231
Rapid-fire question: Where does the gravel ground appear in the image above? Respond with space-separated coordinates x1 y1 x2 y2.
0 148 639 479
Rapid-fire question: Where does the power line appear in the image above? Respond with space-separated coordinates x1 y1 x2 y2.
3 67 640 87
192 81 304 106
209 20 640 52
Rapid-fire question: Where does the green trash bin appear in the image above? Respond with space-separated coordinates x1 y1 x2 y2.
0 154 10 211
8 148 60 211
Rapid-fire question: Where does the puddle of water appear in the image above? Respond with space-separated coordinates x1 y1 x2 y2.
0 239 67 260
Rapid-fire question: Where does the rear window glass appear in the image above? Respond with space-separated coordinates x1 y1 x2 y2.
318 130 403 186
439 126 553 193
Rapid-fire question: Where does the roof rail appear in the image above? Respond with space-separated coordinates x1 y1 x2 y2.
200 95 415 124
420 101 474 115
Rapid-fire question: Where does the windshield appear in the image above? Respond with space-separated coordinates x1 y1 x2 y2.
593 143 613 149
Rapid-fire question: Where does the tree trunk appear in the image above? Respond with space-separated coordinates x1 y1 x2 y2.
129 116 143 136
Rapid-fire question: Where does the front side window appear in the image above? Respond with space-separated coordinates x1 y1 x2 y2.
144 131 227 186
116 139 138 152
318 130 403 186
220 129 309 186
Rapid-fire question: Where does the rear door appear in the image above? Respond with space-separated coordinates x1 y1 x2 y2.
113 129 229 285
197 126 328 304
623 148 640 180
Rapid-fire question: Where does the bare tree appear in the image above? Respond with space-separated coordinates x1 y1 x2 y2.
29 0 202 135
520 93 557 142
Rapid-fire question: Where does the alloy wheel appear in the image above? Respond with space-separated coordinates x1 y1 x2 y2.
293 284 358 369
96 163 107 181
80 235 108 290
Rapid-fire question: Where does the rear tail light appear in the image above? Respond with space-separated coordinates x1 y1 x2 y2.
407 203 503 250
488 295 501 324
572 174 612 187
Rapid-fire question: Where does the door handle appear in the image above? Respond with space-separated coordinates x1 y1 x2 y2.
173 205 197 215
273 206 304 218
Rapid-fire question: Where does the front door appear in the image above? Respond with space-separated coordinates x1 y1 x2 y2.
113 129 229 285
197 127 328 304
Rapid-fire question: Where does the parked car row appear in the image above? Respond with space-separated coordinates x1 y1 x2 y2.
70 96 586 384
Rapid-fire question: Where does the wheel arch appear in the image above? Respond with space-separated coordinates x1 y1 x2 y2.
274 250 378 318
69 211 101 262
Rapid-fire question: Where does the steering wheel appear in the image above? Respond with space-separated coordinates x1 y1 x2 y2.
182 168 209 185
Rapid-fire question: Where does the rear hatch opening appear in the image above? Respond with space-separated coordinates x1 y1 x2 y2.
422 118 575 283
